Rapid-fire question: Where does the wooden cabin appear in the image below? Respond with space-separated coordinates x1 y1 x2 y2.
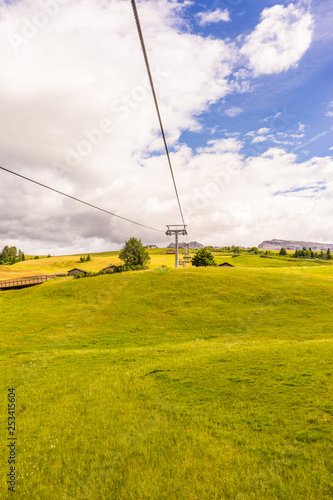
103 264 116 272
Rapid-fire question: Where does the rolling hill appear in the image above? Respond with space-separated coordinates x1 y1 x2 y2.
1 259 333 499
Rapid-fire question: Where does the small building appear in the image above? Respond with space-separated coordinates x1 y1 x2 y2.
144 245 157 249
166 249 175 254
103 264 116 272
68 268 88 277
216 262 234 268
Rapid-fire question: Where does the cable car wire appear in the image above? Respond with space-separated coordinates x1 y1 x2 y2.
130 0 186 227
0 165 164 233
0 3 187 237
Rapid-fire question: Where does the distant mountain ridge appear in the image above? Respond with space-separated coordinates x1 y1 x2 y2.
167 241 204 249
258 239 333 251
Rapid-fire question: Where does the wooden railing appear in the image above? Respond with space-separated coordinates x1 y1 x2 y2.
0 274 59 290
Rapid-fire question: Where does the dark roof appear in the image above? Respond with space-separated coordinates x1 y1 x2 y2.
103 264 116 271
216 262 234 268
68 268 88 274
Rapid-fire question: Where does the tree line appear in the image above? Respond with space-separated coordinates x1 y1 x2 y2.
0 245 25 265
279 246 331 260
293 247 331 260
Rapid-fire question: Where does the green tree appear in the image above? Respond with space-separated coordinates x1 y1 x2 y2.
279 247 287 256
327 248 331 260
119 237 150 268
191 248 216 267
0 245 10 262
10 246 17 260
250 247 259 254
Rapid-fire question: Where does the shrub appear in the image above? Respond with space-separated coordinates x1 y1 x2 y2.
191 248 216 267
72 266 127 280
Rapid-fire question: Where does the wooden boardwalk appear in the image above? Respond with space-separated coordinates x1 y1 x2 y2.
0 274 60 290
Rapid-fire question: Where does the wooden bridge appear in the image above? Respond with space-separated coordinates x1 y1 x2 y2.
0 274 62 290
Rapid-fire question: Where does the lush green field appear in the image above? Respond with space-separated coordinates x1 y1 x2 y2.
0 252 122 280
1 248 331 281
213 253 332 268
1 259 333 499
0 249 186 280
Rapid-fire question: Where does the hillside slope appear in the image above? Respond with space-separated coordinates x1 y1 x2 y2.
1 248 331 282
1 267 333 499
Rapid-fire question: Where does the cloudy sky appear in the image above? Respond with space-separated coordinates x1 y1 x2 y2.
0 0 332 254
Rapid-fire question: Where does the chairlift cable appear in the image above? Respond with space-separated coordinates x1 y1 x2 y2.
0 165 164 233
130 0 186 227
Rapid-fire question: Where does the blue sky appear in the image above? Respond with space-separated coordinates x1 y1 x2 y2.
180 0 333 162
0 0 332 252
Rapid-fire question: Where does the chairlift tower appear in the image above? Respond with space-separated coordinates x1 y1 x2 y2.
166 225 187 268
183 242 191 268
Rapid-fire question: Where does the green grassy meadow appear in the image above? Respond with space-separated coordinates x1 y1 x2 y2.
0 248 330 281
1 253 333 498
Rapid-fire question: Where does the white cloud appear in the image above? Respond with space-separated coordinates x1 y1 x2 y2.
247 127 269 140
293 125 333 151
252 136 267 144
246 124 306 149
262 111 282 123
258 127 270 135
196 138 243 154
182 146 333 247
326 102 333 117
0 0 331 253
0 0 240 252
240 3 313 76
224 106 243 118
196 8 230 27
